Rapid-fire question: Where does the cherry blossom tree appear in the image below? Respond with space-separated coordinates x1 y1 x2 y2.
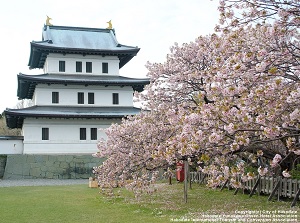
212 0 300 181
93 110 181 196
94 0 300 194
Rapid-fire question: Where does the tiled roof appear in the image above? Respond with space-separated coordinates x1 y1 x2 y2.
5 106 142 128
28 25 140 69
0 136 24 140
17 73 150 99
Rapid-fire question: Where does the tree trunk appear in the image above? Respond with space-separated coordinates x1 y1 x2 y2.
184 160 189 203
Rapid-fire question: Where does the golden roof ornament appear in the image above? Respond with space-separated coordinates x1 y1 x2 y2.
106 20 112 29
46 16 53 26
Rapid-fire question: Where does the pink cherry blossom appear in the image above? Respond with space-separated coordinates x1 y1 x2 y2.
258 166 268 176
282 169 291 178
93 0 300 195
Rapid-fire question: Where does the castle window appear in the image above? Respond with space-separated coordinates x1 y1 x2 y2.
78 92 84 104
59 61 65 72
86 62 92 73
80 128 86 140
88 92 94 104
102 62 108 73
91 128 97 140
42 128 49 140
52 92 59 104
112 93 119 105
76 61 82 72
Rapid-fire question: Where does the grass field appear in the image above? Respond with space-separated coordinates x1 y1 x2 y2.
0 181 299 223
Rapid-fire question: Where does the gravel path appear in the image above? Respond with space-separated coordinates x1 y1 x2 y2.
0 179 88 187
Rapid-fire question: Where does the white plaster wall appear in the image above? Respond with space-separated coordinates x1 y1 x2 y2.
34 84 133 106
32 91 37 105
22 118 121 154
0 140 23 154
44 54 120 75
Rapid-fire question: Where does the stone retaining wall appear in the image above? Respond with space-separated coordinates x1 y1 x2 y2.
0 155 7 178
3 154 105 179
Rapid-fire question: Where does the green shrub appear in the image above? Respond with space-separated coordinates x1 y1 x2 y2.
290 164 300 179
245 165 258 175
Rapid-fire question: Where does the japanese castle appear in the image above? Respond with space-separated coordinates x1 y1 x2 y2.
4 22 149 155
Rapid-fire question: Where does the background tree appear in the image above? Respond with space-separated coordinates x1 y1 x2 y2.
0 112 21 136
0 99 32 136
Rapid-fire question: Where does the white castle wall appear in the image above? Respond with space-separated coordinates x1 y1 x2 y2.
33 85 133 107
22 118 120 154
0 137 23 154
44 54 120 75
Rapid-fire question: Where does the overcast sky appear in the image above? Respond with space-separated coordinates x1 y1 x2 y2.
0 0 219 112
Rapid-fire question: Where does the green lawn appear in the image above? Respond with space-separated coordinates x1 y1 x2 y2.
0 181 299 223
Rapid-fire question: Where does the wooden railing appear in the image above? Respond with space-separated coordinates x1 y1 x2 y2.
190 172 300 207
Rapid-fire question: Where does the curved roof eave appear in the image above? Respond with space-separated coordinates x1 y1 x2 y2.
28 42 140 69
5 106 142 128
17 73 150 99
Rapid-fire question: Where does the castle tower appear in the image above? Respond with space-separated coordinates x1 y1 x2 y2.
5 24 149 155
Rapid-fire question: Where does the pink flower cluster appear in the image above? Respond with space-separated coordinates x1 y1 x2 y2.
270 154 282 168
258 166 268 176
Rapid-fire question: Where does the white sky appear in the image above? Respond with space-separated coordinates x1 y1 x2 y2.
0 0 219 112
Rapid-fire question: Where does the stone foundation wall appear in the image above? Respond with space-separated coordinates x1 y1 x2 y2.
0 155 7 178
3 154 105 179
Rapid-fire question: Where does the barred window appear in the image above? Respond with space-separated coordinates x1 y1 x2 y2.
59 61 65 72
42 128 49 140
52 92 59 104
76 61 82 72
78 92 84 104
80 128 86 140
86 62 92 73
102 62 108 73
88 93 94 104
91 128 97 140
112 93 119 105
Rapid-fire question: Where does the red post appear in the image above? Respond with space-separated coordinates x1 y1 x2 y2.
176 161 185 182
